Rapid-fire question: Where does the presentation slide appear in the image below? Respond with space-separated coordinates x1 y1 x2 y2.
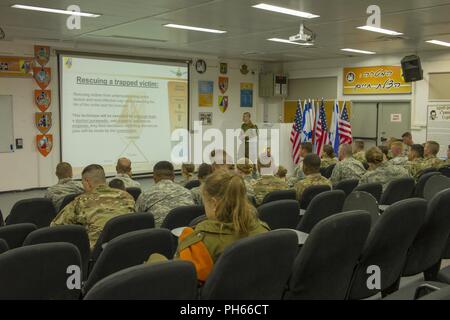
59 54 189 176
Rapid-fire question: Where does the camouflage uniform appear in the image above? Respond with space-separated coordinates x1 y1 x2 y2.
421 156 444 171
190 186 203 206
253 175 289 206
287 165 305 188
404 158 424 179
135 179 194 227
45 178 84 211
330 157 366 185
108 174 141 189
389 156 408 166
294 173 332 202
359 162 410 192
178 174 195 187
320 157 338 169
51 184 135 249
242 175 256 197
353 151 366 163
402 144 411 157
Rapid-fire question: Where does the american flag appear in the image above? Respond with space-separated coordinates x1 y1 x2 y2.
315 101 330 156
290 100 303 164
339 102 353 144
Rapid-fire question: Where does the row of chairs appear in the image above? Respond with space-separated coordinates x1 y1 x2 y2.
1 187 450 299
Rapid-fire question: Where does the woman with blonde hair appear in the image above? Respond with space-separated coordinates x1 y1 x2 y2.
358 146 409 191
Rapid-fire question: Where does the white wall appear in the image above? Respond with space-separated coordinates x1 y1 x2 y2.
282 50 450 144
0 40 273 192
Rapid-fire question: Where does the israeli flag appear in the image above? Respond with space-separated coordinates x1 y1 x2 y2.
301 100 314 143
329 100 341 155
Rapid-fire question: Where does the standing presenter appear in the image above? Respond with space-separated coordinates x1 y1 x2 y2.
240 112 259 160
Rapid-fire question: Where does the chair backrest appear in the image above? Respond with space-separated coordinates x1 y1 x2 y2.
189 215 207 227
403 189 450 277
257 200 300 230
184 180 201 190
160 205 205 230
0 209 4 227
439 165 450 178
285 211 371 300
348 198 427 300
84 261 198 300
59 193 82 211
354 183 383 202
323 164 336 179
200 230 298 300
423 175 450 201
299 185 331 210
0 243 81 299
380 177 415 205
419 167 438 177
262 190 296 205
419 285 450 300
297 190 346 234
414 172 442 197
6 198 56 228
334 179 359 196
85 228 173 294
0 239 9 254
90 212 155 261
0 223 37 249
23 225 90 280
126 187 142 201
343 191 380 229
248 195 257 207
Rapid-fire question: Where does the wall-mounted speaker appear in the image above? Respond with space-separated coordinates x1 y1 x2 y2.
401 55 423 82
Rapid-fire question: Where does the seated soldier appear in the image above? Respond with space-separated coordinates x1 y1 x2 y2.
275 166 288 181
330 144 366 185
45 162 84 211
179 163 196 186
235 158 256 197
320 144 338 168
294 154 332 202
109 157 141 189
404 144 425 179
352 140 366 163
190 163 213 206
135 161 194 227
253 158 289 206
388 141 408 165
108 178 126 191
359 147 410 192
51 164 135 249
287 142 311 188
420 141 444 172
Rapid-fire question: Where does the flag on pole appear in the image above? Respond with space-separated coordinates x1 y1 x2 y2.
315 100 330 156
290 100 303 164
329 100 341 155
301 100 314 143
339 102 353 144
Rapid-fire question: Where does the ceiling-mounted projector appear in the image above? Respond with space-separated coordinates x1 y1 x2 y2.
289 23 315 43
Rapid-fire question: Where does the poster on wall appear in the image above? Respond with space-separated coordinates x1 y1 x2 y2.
240 82 253 108
198 80 214 107
218 96 228 113
199 112 213 125
343 66 412 95
0 56 33 77
426 105 450 159
36 134 53 157
219 76 228 94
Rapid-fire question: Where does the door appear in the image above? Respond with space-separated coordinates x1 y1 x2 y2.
0 95 14 153
378 102 411 145
351 102 378 149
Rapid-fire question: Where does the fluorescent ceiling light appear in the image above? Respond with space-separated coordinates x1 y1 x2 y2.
253 3 319 19
11 4 100 17
341 48 376 55
426 40 450 47
163 24 226 34
268 38 313 46
357 25 403 36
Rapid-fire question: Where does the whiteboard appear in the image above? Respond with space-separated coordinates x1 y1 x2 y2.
0 95 14 153
427 105 450 159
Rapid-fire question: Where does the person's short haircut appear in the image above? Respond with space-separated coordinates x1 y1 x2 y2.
340 144 353 157
391 141 404 150
366 147 384 165
153 161 174 177
354 140 365 150
198 163 213 180
276 166 288 178
82 164 106 184
410 144 424 158
109 179 125 190
116 158 131 174
323 144 335 158
402 132 412 139
378 145 389 157
300 142 313 153
303 154 321 173
56 162 72 180
182 163 195 173
426 141 440 155
243 112 251 118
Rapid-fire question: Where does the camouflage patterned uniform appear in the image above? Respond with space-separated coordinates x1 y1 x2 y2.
294 173 332 201
242 175 256 197
51 184 135 249
287 165 305 188
320 157 338 169
353 151 366 163
178 174 195 187
402 144 411 157
45 178 84 211
253 175 289 206
108 174 141 189
421 156 444 171
330 157 366 185
359 162 410 192
190 186 203 206
389 156 408 166
135 179 194 227
404 158 424 179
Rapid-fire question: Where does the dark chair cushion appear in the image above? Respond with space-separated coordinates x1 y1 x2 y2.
6 198 56 228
